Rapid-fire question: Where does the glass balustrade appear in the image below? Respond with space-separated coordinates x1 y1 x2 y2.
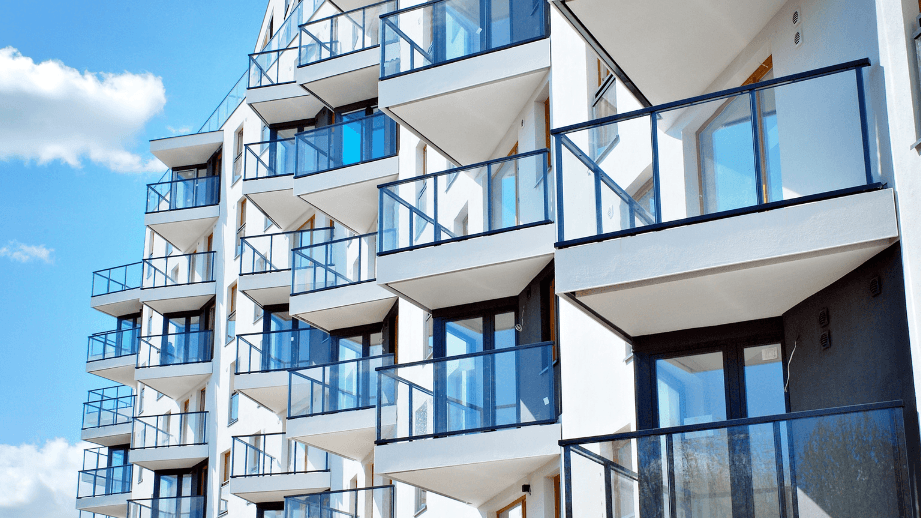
298 0 397 66
88 327 141 362
244 137 297 180
231 432 328 477
291 234 376 294
249 47 300 88
138 330 213 368
78 447 132 498
284 486 394 518
132 412 208 449
83 386 135 429
92 262 142 297
288 354 394 418
146 176 220 213
142 252 216 289
235 327 331 374
294 112 398 177
128 496 206 518
199 72 247 134
240 227 334 276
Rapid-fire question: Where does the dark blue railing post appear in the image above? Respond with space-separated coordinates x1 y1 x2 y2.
855 67 874 185
433 175 440 242
749 91 765 205
650 113 663 225
486 162 494 231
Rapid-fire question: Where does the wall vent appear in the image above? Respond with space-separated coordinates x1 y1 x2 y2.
818 308 829 327
870 276 882 297
820 330 832 350
794 30 803 47
792 9 801 25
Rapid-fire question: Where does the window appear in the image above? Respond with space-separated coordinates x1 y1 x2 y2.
591 59 618 160
229 392 239 425
233 127 244 184
254 303 264 323
498 496 526 518
221 450 231 484
264 215 273 232
227 284 237 345
423 313 434 360
414 487 427 515
261 16 274 50
138 386 145 413
236 199 247 257
157 390 164 401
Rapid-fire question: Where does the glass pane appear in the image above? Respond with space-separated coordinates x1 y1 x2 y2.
446 317 484 355
494 312 516 349
369 332 384 356
158 475 178 498
698 94 757 214
656 352 726 427
446 355 484 431
338 336 362 361
743 344 785 418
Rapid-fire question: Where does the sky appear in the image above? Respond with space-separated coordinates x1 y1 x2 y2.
0 1 266 515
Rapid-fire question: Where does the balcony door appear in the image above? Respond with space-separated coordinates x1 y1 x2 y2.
116 314 140 357
162 304 213 366
153 463 207 518
431 0 543 62
262 306 330 370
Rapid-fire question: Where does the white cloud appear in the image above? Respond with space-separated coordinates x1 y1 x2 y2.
167 125 192 135
0 241 54 264
0 439 86 518
0 47 166 173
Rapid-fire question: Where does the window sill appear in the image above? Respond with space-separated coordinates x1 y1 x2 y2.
414 505 427 517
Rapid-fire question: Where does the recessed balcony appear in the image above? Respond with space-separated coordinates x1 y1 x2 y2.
295 0 398 108
552 61 899 337
130 412 209 471
284 485 395 518
90 263 142 318
228 432 330 503
559 402 912 518
289 234 396 332
139 252 216 314
247 46 325 125
242 138 312 229
145 174 220 252
238 228 334 308
292 112 399 232
286 354 393 461
378 0 549 165
128 497 205 518
135 330 213 400
76 447 132 518
86 327 140 385
374 343 558 505
82 386 135 447
377 150 554 310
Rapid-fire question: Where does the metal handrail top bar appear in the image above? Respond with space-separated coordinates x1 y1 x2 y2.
242 226 334 241
136 411 208 419
295 111 389 137
237 328 319 338
92 261 142 276
381 0 482 18
129 496 206 503
146 175 219 188
300 0 395 28
249 45 297 58
292 232 376 252
90 327 140 337
376 341 552 371
86 393 135 403
142 330 212 340
79 463 131 473
145 250 215 261
232 431 288 439
245 137 297 147
290 353 394 376
89 384 132 394
287 484 395 498
377 369 434 397
378 148 548 189
558 399 904 447
552 58 871 136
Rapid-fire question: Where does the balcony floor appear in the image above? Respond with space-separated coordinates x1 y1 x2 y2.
76 492 130 518
82 422 132 448
286 407 378 461
86 354 136 386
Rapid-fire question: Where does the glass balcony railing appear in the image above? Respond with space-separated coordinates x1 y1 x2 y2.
138 330 213 368
145 175 220 214
380 0 548 79
262 0 326 55
560 402 911 518
298 0 398 67
291 234 376 295
92 262 142 297
236 328 331 374
128 496 206 518
249 47 300 88
199 72 247 134
83 386 135 430
88 327 141 362
143 251 216 289
377 342 555 443
240 227 334 276
553 59 875 246
78 465 132 498
81 512 118 518
288 354 394 418
284 486 394 518
244 137 297 180
294 112 398 177
132 412 208 449
379 149 552 254
231 432 328 477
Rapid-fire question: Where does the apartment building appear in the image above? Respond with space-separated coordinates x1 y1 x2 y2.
76 0 921 517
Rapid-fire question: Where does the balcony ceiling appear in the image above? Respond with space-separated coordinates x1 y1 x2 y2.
134 361 213 400
234 371 290 414
286 407 378 461
150 130 224 169
145 205 220 253
246 83 326 125
243 176 312 230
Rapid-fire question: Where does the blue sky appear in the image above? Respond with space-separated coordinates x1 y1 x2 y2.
0 0 266 446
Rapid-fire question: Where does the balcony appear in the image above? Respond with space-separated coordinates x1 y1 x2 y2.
130 412 208 471
139 252 217 314
293 112 399 231
283 486 394 518
247 47 324 126
378 0 549 165
286 354 393 461
560 402 912 518
289 234 396 331
378 150 554 310
228 432 330 503
135 330 213 400
76 447 132 518
150 132 224 170
90 263 142 317
553 61 899 337
82 386 135 447
86 327 141 385
128 497 205 518
145 176 221 252
234 327 332 414
375 343 559 505
239 228 334 308
242 138 312 229
295 1 398 108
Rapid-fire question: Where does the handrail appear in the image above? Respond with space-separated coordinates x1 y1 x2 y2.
240 227 334 275
377 340 552 371
297 0 398 67
138 330 214 367
291 233 376 294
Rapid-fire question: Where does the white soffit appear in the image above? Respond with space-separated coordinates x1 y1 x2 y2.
150 131 224 169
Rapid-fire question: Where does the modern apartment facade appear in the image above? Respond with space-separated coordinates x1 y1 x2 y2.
78 0 921 517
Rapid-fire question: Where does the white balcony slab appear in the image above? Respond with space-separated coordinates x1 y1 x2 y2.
234 370 290 415
243 175 311 230
87 354 137 386
290 282 396 332
150 131 224 169
130 444 209 471
296 48 379 109
239 271 292 308
82 422 133 448
286 407 378 461
557 189 900 337
379 39 549 166
91 288 142 318
228 471 331 503
377 223 555 310
294 156 399 232
139 282 216 315
135 362 213 401
76 492 130 518
375 423 561 506
247 83 325 125
145 205 220 253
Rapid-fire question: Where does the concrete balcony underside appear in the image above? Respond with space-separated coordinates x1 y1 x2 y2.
239 271 292 308
377 224 555 311
76 492 130 518
247 83 325 126
228 471 331 504
375 423 561 506
82 422 133 448
379 39 550 166
146 205 220 253
290 282 396 333
556 189 901 337
135 362 213 401
243 175 311 230
87 354 136 386
91 289 142 318
139 282 216 314
150 130 223 169
296 48 379 109
234 370 290 415
130 444 209 471
294 156 399 233
286 408 378 461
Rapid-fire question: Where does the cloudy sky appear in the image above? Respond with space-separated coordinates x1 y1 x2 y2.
0 1 264 516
